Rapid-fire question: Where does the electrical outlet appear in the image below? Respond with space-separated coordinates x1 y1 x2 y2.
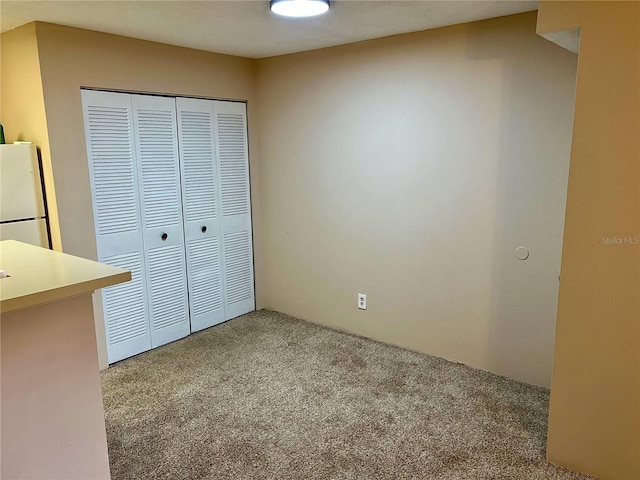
358 293 367 310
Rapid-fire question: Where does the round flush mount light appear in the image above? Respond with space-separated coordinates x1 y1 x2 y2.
270 0 330 17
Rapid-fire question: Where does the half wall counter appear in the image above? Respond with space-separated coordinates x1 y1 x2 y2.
0 240 130 480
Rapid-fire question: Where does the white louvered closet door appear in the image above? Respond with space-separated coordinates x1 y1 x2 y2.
131 94 190 348
213 101 255 320
176 98 225 332
81 90 152 363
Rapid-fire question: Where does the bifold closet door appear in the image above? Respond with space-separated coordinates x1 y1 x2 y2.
214 101 255 320
84 91 255 363
176 98 225 332
82 90 152 363
131 94 190 348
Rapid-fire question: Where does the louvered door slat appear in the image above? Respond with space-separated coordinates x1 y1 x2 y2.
218 112 250 217
177 97 225 331
223 231 253 305
214 101 255 320
187 236 223 315
132 94 190 347
82 90 152 363
85 105 138 236
101 252 151 361
146 244 190 331
135 108 183 229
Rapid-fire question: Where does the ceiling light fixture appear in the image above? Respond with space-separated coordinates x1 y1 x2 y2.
270 0 330 18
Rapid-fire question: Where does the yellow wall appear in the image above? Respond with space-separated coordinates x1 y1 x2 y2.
537 2 640 479
29 22 264 368
255 12 577 387
0 24 62 250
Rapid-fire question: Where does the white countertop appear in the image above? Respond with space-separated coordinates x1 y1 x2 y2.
0 240 130 313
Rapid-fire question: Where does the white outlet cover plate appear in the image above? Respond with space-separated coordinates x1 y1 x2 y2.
358 293 367 310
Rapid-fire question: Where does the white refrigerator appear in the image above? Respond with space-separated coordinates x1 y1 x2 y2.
0 143 51 248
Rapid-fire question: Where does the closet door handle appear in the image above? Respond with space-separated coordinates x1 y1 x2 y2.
161 232 168 241
201 226 207 233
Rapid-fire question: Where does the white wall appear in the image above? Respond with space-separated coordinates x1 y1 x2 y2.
256 12 578 387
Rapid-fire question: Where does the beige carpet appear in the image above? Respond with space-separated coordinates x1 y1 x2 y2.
101 310 592 480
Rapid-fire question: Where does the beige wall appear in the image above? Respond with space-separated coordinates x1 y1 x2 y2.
0 24 62 250
1 294 110 479
4 7 635 478
537 2 640 479
255 12 577 388
2 15 578 388
29 22 263 368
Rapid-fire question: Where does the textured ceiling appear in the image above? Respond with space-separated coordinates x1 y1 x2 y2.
1 0 538 59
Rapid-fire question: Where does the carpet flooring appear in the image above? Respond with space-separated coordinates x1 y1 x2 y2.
101 310 592 480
